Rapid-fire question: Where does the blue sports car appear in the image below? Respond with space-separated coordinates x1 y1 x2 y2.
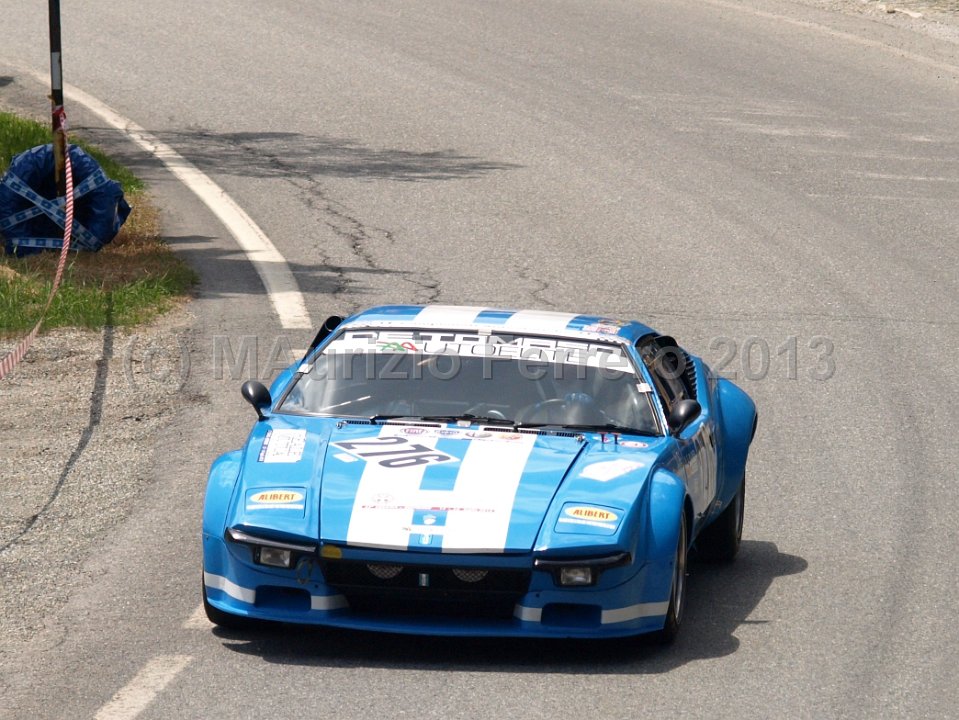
202 305 757 642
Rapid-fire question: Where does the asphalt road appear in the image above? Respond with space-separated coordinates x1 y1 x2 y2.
1 1 958 718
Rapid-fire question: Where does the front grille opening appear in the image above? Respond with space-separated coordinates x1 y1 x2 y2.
346 593 518 620
541 602 602 628
323 561 530 620
367 563 403 580
255 585 311 612
452 568 488 583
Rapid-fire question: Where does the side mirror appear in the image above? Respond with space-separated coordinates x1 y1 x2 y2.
241 380 272 421
668 399 701 435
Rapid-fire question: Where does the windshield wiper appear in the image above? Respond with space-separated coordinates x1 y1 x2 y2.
416 414 517 426
517 422 657 437
366 414 517 426
568 423 658 437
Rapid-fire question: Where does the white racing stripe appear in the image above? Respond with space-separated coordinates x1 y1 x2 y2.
346 430 442 549
414 305 491 326
311 594 350 611
514 605 543 622
346 427 537 552
15 65 312 330
204 571 255 604
502 309 579 334
94 655 192 720
601 601 670 624
195 584 346 616
514 601 669 625
440 433 537 552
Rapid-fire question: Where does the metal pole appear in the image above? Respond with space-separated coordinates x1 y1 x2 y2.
48 0 66 197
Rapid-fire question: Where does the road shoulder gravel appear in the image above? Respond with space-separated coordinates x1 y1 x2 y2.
786 0 959 43
0 308 207 651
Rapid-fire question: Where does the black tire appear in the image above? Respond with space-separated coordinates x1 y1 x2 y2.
656 511 689 644
696 475 745 563
202 574 260 630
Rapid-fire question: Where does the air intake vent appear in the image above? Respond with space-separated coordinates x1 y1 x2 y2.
683 351 697 399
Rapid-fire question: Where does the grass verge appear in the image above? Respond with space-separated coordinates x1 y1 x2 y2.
0 111 196 335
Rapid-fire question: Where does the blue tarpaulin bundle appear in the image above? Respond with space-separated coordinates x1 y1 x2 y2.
0 143 131 256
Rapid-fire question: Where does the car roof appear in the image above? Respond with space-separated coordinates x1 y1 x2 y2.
341 305 656 344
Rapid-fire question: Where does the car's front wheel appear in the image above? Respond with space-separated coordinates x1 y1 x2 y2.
656 511 688 644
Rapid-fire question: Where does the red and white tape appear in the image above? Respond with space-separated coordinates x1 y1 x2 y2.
0 111 74 381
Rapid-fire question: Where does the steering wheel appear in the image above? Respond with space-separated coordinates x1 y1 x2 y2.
464 404 508 421
514 398 567 424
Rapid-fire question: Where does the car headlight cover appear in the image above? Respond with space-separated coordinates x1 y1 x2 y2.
534 552 630 587
257 546 293 569
559 567 594 586
226 528 316 569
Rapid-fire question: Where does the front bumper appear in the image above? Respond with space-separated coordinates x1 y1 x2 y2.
202 534 671 638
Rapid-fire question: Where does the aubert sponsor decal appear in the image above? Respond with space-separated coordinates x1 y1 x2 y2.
564 506 619 523
250 490 304 504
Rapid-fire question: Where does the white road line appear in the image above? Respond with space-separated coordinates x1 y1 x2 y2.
182 603 212 630
16 65 312 330
805 193 921 200
94 655 192 720
846 172 959 182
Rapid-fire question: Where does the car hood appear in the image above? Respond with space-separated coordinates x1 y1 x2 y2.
318 423 590 553
229 419 663 554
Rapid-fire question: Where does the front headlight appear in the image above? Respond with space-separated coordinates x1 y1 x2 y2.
257 546 293 569
534 552 630 587
226 528 316 569
558 567 594 586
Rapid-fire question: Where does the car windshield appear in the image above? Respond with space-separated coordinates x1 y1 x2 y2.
277 328 662 435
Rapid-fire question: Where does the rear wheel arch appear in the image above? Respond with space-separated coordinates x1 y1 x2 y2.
714 379 757 505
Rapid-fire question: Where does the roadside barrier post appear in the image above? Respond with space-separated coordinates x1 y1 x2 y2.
48 0 66 197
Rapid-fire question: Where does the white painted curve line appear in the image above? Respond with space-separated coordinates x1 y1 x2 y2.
183 603 213 630
95 655 192 720
17 66 312 330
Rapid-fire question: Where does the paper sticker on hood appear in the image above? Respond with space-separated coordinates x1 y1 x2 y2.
258 429 307 463
580 459 644 481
